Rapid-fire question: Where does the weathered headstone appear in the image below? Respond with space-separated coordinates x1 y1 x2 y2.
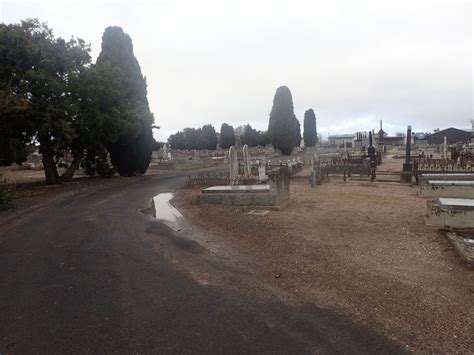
400 125 413 183
258 162 268 181
162 143 168 159
229 146 239 185
403 125 412 171
443 136 447 160
243 144 251 179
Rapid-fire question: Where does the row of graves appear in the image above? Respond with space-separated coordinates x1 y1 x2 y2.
150 144 228 170
150 144 282 171
190 132 383 208
187 144 303 208
411 136 474 267
308 131 384 186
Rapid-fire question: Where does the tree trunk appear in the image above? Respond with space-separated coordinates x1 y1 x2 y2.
41 149 61 185
61 153 82 182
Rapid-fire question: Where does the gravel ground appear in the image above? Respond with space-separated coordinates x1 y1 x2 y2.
174 178 474 353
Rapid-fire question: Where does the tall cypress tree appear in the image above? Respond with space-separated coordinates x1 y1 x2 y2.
97 26 154 176
268 86 301 155
219 123 235 149
199 124 218 150
303 108 317 147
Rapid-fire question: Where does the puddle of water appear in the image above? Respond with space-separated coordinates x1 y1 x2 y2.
152 193 183 230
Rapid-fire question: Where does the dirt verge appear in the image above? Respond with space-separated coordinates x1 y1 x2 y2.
174 179 474 353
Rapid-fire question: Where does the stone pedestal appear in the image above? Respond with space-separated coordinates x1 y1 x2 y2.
400 171 412 183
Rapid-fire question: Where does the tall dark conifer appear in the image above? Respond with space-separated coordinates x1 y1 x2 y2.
199 124 218 150
267 86 301 155
219 123 235 149
303 108 317 147
97 26 154 176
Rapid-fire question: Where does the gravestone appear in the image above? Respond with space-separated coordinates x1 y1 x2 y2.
162 143 169 159
443 136 447 160
258 162 268 181
229 146 239 185
243 144 251 179
400 125 413 183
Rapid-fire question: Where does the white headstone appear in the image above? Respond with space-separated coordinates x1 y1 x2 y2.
229 146 239 185
243 144 251 179
258 162 267 181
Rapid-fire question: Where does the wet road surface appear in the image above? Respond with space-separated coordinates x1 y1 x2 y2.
0 173 405 353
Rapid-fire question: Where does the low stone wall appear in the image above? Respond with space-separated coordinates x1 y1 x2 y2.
199 166 289 206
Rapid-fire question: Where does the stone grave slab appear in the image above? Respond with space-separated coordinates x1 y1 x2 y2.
418 173 474 184
419 180 474 198
202 185 270 194
429 198 474 228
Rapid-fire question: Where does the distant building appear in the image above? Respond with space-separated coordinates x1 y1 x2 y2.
414 132 429 145
427 127 471 145
354 131 369 146
471 120 474 143
328 134 355 147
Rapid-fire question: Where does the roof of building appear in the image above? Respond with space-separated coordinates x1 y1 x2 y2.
328 134 355 139
430 127 471 136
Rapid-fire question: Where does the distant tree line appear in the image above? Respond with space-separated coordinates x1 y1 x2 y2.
240 125 270 148
168 125 218 150
167 86 317 156
167 123 269 150
0 19 155 184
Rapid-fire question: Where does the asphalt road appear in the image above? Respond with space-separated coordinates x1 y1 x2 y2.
0 173 405 354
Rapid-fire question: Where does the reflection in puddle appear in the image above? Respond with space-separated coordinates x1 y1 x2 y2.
152 193 183 230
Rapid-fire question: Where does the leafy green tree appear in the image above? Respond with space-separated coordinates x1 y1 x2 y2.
303 108 317 147
0 19 92 184
219 123 235 149
268 86 301 155
0 22 36 167
97 26 154 176
63 61 129 180
199 124 218 150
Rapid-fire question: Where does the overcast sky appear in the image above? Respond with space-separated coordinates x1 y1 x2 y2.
1 0 472 141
